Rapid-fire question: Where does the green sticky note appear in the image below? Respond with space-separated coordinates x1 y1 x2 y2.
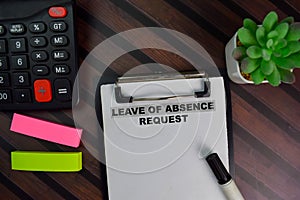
11 151 82 172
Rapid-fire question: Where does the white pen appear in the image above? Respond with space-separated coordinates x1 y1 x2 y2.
206 153 245 200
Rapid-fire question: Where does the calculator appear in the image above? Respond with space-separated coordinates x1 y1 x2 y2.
0 0 78 110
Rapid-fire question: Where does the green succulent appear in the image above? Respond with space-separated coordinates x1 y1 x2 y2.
232 11 300 86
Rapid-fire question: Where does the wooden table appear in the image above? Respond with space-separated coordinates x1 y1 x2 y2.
1 0 299 199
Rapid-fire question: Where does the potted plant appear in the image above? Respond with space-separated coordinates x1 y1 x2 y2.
225 11 300 86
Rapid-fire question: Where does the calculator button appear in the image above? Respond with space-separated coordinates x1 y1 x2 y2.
9 24 26 35
11 55 28 69
0 57 8 70
50 21 67 32
33 65 49 76
0 25 5 36
29 22 46 33
13 72 30 86
14 89 32 103
53 64 70 75
10 38 27 52
0 39 7 53
49 7 67 18
30 37 47 47
51 35 68 46
32 51 48 62
54 79 71 101
52 50 69 61
0 90 12 103
34 79 52 102
0 73 10 87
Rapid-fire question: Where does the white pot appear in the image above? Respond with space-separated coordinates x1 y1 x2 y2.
225 33 254 84
225 32 270 84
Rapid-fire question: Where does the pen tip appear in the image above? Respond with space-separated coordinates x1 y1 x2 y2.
206 153 231 185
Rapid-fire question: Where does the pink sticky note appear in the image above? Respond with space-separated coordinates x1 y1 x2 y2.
10 113 82 148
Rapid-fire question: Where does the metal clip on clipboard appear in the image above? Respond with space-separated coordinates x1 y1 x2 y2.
114 71 211 103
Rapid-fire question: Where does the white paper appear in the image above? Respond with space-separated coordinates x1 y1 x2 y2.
101 77 229 200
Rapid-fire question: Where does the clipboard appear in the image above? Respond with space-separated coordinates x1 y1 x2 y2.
100 72 230 200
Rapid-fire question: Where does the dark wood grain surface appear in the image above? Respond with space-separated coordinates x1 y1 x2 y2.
1 0 300 199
